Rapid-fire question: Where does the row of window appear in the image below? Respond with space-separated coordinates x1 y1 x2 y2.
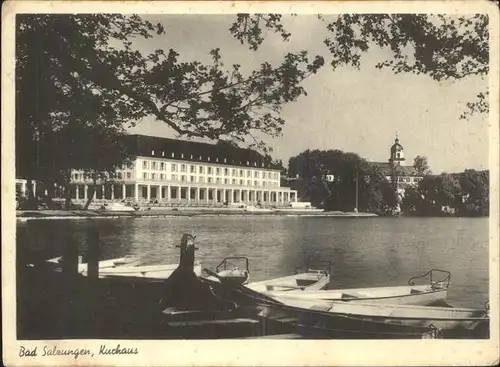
142 173 279 187
150 150 268 168
141 161 279 180
71 170 281 187
73 172 133 181
397 176 422 183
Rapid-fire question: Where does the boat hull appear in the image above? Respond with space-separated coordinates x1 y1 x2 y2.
45 256 142 273
267 285 448 306
77 256 141 273
256 303 436 339
85 262 202 279
247 272 330 293
267 294 488 331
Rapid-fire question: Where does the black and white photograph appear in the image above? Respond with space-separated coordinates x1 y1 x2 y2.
2 1 499 366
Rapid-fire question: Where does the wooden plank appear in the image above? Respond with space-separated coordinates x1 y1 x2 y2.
87 224 100 279
167 318 259 327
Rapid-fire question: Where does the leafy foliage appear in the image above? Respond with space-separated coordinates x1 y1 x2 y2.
16 14 323 207
457 169 489 216
413 155 431 176
401 169 489 216
18 14 323 142
287 149 395 213
231 13 489 118
230 14 292 51
16 14 158 204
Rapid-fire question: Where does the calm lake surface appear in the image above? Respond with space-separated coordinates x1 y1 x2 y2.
17 216 489 308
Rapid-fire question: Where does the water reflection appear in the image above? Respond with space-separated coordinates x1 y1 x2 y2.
17 216 488 308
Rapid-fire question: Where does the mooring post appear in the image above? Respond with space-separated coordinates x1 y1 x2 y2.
62 233 79 280
87 221 100 279
60 231 79 336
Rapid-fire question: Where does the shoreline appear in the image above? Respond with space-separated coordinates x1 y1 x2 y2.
16 209 378 220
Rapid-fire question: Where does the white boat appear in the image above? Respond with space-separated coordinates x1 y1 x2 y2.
99 202 135 212
254 301 440 339
100 255 142 268
244 205 273 212
265 293 488 330
202 257 252 286
46 255 141 273
216 268 250 286
247 271 330 292
86 261 203 280
262 269 451 306
246 257 332 292
264 284 447 306
204 256 327 290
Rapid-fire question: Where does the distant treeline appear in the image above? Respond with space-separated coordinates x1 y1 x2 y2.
286 149 398 215
401 169 489 217
285 150 489 217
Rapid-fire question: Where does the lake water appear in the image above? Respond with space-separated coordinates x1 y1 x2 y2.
16 216 489 308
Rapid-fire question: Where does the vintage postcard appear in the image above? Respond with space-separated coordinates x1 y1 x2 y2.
2 0 499 366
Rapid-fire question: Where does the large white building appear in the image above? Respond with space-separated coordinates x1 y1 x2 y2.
69 135 298 206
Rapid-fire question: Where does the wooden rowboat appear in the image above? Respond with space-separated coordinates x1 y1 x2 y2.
246 260 331 292
255 302 439 339
45 255 200 280
265 293 489 331
207 256 331 292
263 269 451 306
211 257 251 286
265 284 447 305
45 255 141 273
247 272 330 292
200 269 433 339
84 261 203 280
201 266 439 339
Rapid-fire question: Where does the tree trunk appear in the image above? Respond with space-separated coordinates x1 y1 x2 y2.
45 183 58 210
64 172 72 210
26 178 37 209
321 178 333 211
83 185 96 210
46 183 53 200
64 186 72 210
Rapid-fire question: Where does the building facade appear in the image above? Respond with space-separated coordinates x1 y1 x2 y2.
370 136 423 197
69 135 298 206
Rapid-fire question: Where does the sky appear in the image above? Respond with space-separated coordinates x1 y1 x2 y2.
125 15 489 174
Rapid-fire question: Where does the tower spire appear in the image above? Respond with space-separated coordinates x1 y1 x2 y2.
389 134 405 166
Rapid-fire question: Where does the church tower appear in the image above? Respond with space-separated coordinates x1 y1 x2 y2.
389 135 405 167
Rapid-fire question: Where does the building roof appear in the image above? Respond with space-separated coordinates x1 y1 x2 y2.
371 162 392 169
122 134 281 170
393 165 419 176
368 162 420 177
